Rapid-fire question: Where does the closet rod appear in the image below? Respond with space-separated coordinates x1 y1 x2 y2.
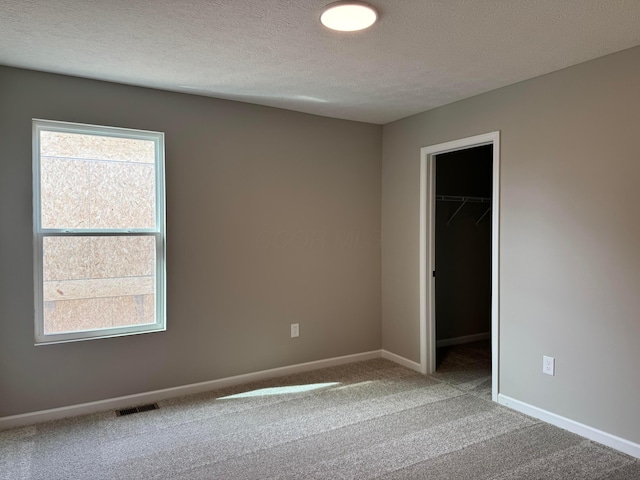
436 195 490 204
438 195 492 226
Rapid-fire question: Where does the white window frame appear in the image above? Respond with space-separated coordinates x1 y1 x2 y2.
32 119 166 345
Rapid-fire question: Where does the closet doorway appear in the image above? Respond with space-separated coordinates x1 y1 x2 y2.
419 132 500 402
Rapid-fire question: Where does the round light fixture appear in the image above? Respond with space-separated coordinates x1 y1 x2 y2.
320 1 378 32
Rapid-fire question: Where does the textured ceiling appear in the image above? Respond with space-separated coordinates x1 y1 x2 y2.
2 1 640 124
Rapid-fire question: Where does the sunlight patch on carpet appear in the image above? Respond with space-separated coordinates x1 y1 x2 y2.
219 382 340 399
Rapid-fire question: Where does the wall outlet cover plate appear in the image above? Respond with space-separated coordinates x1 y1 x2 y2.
543 355 555 376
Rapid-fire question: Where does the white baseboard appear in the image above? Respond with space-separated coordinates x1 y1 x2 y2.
436 332 490 348
498 394 640 459
381 349 422 372
0 350 382 431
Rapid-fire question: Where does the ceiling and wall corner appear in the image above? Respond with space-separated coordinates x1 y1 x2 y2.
1 1 640 124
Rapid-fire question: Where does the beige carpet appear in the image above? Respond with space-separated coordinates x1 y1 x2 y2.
1 343 638 479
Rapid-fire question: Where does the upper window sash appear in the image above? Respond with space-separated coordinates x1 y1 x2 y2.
33 119 166 235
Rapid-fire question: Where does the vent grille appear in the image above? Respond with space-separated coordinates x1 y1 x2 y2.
116 403 159 417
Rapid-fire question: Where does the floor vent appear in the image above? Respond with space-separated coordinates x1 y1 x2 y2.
116 403 159 417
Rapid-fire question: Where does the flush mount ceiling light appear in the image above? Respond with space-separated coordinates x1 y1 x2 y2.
320 1 378 32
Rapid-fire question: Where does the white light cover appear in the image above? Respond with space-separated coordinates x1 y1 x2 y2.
320 2 378 32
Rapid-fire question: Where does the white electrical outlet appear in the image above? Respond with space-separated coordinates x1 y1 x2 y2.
543 355 555 376
291 323 299 338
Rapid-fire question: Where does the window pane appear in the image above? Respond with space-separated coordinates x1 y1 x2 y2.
40 131 156 229
40 131 155 163
42 236 156 334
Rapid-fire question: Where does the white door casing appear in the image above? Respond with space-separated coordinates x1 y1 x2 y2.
419 132 500 401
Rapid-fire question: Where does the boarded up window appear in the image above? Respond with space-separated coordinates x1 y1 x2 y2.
33 120 165 344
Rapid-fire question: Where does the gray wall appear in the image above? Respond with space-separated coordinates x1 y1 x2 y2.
382 45 640 443
0 66 382 417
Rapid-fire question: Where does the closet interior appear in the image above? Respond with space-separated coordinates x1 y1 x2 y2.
434 145 493 389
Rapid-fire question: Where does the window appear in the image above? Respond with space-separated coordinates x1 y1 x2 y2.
33 119 166 344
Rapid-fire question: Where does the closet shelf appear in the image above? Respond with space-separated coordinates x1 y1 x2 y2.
436 195 491 226
436 195 490 203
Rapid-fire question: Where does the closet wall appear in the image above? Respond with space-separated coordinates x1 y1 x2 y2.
435 145 492 342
